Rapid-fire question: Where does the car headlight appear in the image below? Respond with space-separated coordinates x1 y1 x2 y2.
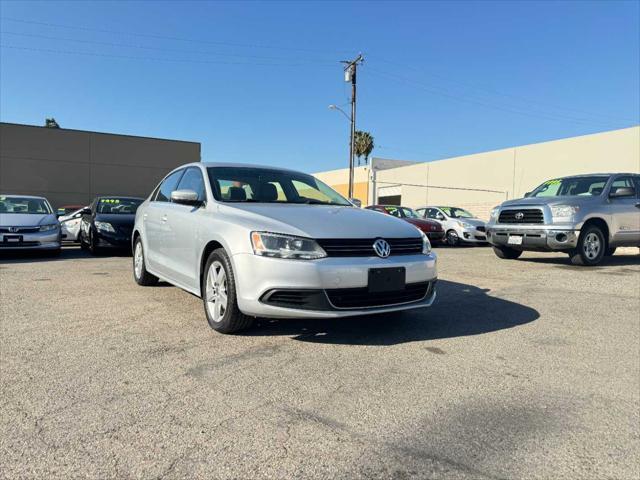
95 221 116 233
420 230 432 255
39 224 58 232
457 221 474 229
489 207 500 221
250 232 327 260
551 205 579 219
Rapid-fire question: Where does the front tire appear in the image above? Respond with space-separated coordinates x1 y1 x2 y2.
133 237 158 286
202 248 253 334
492 245 523 260
446 229 460 246
569 225 606 266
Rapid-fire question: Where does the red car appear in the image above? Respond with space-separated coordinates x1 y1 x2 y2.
365 205 445 243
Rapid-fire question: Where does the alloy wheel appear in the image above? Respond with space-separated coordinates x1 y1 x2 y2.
205 260 228 323
583 232 601 260
134 242 143 279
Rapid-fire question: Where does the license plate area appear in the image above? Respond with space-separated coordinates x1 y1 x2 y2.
507 235 523 245
3 235 23 243
368 267 406 293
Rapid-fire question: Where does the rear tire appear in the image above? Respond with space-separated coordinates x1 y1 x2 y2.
133 237 158 286
569 225 605 266
202 248 254 334
492 245 522 260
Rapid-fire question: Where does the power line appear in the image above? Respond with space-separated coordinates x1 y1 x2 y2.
0 30 337 64
366 67 622 128
0 16 352 55
371 56 637 124
0 44 318 67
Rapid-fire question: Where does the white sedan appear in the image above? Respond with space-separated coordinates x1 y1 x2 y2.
59 207 85 242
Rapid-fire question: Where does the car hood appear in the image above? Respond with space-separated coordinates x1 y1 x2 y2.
500 196 601 208
404 218 443 229
451 217 486 227
0 213 57 227
220 204 422 239
95 213 136 227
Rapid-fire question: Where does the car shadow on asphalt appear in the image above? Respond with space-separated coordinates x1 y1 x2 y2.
244 280 539 346
0 245 131 264
517 252 640 267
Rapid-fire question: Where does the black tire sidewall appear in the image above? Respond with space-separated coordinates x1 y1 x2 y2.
202 249 241 332
577 226 606 266
447 230 459 246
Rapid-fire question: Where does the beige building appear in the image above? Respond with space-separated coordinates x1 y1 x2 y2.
314 126 640 220
0 122 200 209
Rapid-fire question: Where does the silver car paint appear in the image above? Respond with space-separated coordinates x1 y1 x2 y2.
417 207 487 243
0 196 61 250
487 173 640 250
134 162 438 318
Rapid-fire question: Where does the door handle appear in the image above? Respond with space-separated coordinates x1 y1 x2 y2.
143 213 148 220
161 215 168 223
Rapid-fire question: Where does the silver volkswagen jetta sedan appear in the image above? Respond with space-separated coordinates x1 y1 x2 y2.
132 163 437 333
0 195 61 253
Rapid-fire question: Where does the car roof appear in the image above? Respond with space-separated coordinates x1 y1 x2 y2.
95 196 144 200
0 194 48 200
179 161 306 175
552 173 637 179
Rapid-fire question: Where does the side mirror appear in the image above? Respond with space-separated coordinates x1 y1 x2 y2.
436 214 445 221
524 191 532 198
609 186 635 198
171 189 201 205
349 198 362 208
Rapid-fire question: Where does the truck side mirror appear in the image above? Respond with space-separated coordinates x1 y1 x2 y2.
609 186 635 198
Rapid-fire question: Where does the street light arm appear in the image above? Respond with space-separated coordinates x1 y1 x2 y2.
328 104 352 122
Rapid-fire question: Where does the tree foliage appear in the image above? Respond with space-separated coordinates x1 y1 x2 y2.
354 130 374 165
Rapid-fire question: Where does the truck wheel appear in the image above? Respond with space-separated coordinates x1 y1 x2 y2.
446 230 460 246
569 225 605 266
492 246 522 260
202 248 254 334
133 237 158 286
605 247 616 256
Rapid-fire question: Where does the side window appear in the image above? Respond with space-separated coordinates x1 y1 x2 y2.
610 176 635 197
176 168 206 201
426 208 438 219
415 208 425 217
155 170 184 202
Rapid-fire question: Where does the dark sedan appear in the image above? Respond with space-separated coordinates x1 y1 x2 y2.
79 196 143 254
365 205 445 243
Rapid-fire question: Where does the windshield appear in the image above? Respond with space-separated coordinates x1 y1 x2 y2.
529 176 609 197
96 198 143 214
207 167 352 206
440 207 474 218
0 196 52 214
380 206 419 218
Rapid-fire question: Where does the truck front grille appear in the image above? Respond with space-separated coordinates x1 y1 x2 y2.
498 209 544 224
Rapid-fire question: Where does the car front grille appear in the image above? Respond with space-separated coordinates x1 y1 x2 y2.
476 226 486 232
0 226 40 233
326 281 433 309
0 241 40 247
316 238 423 257
498 209 544 224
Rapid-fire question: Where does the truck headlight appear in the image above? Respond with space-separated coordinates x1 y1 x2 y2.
39 224 58 232
551 205 579 219
489 207 500 221
95 221 116 233
420 230 432 255
251 232 327 260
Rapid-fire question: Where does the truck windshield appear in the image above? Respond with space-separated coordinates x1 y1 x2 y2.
529 176 610 197
207 167 352 206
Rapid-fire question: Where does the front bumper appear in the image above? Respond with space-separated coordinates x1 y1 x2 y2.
0 231 61 250
487 226 579 250
232 252 438 318
425 231 445 242
460 227 488 243
95 230 133 248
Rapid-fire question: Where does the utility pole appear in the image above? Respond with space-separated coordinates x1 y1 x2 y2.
341 54 364 199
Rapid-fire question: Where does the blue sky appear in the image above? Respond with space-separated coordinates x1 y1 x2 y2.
1 0 638 172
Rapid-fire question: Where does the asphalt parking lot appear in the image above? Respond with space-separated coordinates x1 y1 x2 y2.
1 245 639 479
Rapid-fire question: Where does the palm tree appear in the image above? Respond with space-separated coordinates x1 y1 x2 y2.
353 130 374 166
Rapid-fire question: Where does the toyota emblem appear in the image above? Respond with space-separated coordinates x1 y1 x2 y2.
373 238 391 258
514 212 525 221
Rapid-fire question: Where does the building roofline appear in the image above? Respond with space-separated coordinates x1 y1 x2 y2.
0 122 201 146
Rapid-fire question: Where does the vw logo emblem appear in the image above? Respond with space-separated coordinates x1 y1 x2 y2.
373 238 391 258
8 227 18 233
514 212 525 221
